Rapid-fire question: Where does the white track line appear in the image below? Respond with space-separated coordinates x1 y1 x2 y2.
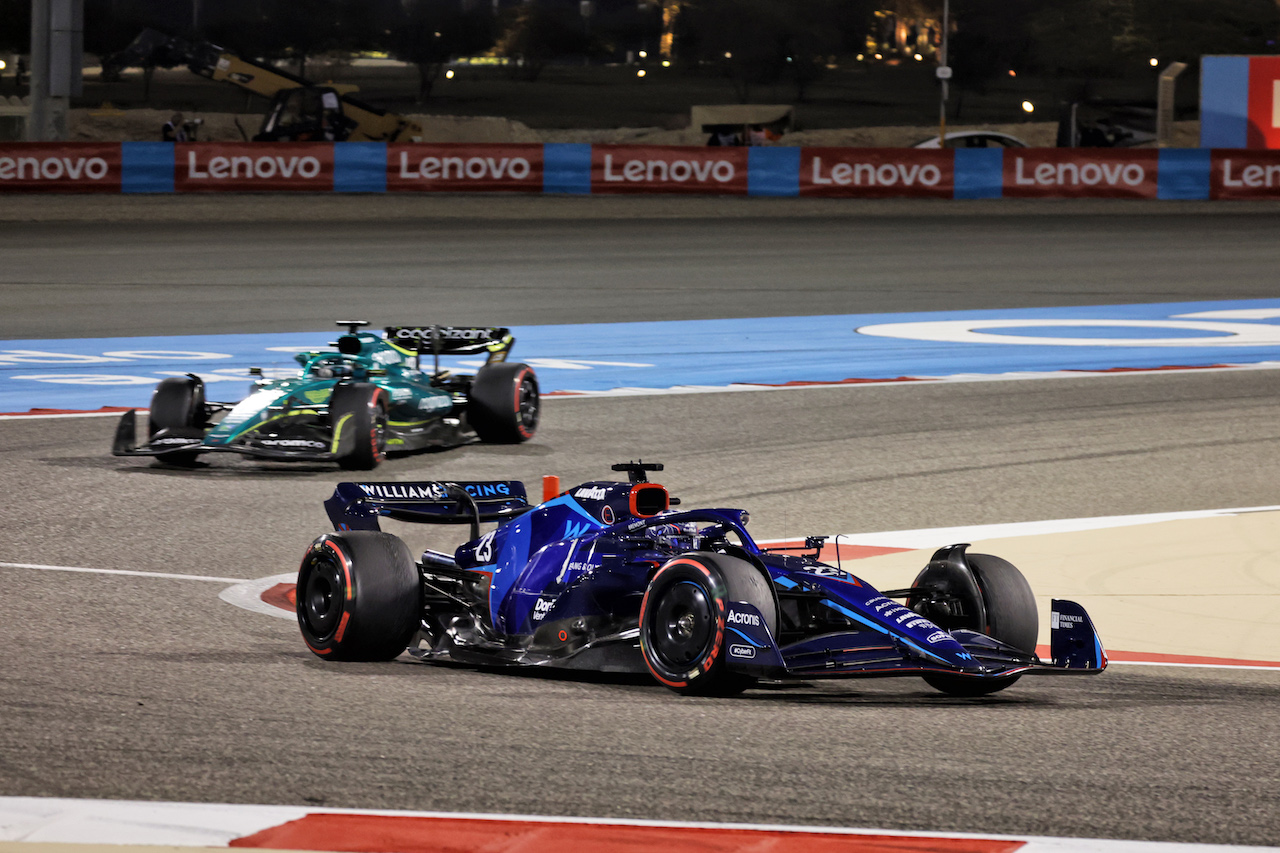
0 562 240 584
546 361 1280 399
758 504 1280 551
1102 660 1280 672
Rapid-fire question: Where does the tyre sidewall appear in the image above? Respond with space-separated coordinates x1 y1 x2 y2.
639 553 776 695
297 531 420 661
148 375 205 465
331 383 387 470
640 557 728 690
469 362 538 444
149 375 204 434
968 553 1038 654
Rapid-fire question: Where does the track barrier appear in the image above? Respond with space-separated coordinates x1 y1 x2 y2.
2 141 1278 199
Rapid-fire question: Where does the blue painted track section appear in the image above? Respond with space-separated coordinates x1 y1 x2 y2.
3 299 1280 412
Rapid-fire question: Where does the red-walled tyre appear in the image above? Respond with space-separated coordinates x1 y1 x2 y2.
296 531 420 661
330 383 387 470
469 362 538 444
639 552 776 696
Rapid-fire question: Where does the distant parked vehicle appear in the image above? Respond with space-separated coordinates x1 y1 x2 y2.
913 131 1029 149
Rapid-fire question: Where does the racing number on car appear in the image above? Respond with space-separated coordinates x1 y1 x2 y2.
475 530 496 564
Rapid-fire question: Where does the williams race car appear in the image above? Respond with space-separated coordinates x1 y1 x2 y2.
113 322 539 469
297 462 1106 696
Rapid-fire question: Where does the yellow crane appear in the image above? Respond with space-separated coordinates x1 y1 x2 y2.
103 30 424 143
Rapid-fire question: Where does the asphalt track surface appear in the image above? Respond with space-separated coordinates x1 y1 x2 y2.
3 196 1280 339
2 196 1280 847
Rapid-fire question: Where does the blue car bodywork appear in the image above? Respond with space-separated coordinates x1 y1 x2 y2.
298 463 1106 696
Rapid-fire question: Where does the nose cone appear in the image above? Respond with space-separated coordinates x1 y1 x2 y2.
203 387 292 444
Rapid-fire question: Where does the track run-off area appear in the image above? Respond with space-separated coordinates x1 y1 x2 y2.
1 195 1279 852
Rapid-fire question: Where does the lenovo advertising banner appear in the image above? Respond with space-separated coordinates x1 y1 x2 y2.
1003 149 1159 199
799 148 952 198
388 144 543 192
175 143 334 192
1245 56 1280 149
0 143 121 192
1210 149 1280 199
591 145 748 194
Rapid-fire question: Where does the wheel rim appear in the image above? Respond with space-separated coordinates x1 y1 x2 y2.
649 580 716 670
517 378 539 432
301 557 345 639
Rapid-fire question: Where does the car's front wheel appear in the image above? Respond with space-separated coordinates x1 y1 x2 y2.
148 375 206 467
911 552 1038 696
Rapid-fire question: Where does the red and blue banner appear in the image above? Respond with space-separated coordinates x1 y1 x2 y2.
175 142 334 192
0 142 121 192
388 143 544 192
1201 54 1280 149
0 141 1270 200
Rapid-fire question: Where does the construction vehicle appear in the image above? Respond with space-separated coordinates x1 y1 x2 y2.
102 29 424 143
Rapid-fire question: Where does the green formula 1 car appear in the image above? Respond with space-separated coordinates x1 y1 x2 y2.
112 322 539 469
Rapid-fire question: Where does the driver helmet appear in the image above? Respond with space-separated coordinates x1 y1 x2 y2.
646 522 700 550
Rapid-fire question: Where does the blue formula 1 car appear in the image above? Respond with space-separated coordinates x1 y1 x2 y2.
297 463 1107 696
112 322 538 470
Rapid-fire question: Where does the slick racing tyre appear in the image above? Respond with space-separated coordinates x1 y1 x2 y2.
639 553 776 696
148 375 206 467
469 362 538 444
297 531 421 661
330 383 387 470
910 552 1038 696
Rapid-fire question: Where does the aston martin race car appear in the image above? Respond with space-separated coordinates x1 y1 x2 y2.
297 462 1107 696
112 322 538 469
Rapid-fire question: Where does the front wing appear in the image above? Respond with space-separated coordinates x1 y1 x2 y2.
722 598 1107 681
111 409 347 463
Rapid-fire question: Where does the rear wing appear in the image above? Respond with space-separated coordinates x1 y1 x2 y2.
385 326 513 360
326 480 529 539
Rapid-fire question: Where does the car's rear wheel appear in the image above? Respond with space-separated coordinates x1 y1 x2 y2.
639 553 775 696
297 531 421 661
330 383 387 470
469 362 538 444
911 552 1038 696
148 375 206 467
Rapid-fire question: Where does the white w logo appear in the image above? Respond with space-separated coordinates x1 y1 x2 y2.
562 520 594 540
